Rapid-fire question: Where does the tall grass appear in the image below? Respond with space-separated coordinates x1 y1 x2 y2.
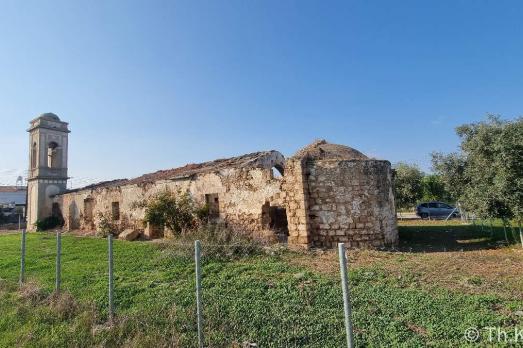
157 224 269 260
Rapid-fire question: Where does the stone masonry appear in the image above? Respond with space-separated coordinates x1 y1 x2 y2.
58 151 286 241
281 140 398 249
306 160 397 248
27 114 397 249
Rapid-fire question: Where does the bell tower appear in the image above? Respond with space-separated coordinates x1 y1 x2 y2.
26 113 70 226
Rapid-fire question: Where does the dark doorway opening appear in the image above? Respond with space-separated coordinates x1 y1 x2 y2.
52 202 61 217
262 202 289 242
83 198 94 224
51 202 65 227
205 193 220 219
111 202 120 221
68 202 80 230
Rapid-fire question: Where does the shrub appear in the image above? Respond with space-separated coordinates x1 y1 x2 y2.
34 216 63 231
195 203 210 223
137 189 204 235
138 189 269 259
95 212 116 237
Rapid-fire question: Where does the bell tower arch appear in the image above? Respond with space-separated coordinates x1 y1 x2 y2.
26 113 70 226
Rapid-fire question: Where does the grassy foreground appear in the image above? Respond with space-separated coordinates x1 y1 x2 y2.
0 224 522 347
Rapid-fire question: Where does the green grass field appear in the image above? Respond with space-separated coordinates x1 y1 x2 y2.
0 222 522 347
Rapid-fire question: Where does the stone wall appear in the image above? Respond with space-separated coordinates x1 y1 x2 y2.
57 167 284 239
282 158 312 248
55 149 397 249
305 160 397 248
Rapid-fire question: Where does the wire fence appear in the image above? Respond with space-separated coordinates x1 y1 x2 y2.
9 230 354 348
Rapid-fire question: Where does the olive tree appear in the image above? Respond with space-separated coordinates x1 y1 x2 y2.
432 116 523 243
393 163 424 211
421 174 452 203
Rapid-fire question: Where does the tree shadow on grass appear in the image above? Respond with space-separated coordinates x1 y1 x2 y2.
396 222 518 253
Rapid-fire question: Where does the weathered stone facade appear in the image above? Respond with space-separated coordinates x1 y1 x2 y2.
28 114 397 249
281 157 312 247
305 160 396 248
26 113 69 226
57 151 286 241
281 140 397 248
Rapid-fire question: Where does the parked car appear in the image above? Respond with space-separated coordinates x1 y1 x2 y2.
416 201 459 219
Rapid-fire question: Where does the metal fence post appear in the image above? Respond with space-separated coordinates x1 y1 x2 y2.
338 243 355 348
108 234 115 322
195 240 204 348
56 231 61 293
19 229 26 286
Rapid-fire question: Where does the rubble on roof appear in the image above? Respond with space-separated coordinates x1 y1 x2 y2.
64 179 129 193
66 150 282 192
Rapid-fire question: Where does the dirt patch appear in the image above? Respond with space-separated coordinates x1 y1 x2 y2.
285 247 523 300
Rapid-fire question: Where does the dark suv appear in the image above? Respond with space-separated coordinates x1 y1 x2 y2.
416 201 458 219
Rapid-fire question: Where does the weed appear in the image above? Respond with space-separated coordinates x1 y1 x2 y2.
158 223 267 260
19 281 47 305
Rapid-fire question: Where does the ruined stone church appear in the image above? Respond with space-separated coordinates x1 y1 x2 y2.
27 113 398 249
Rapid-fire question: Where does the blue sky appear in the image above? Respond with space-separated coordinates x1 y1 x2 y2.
1 0 522 187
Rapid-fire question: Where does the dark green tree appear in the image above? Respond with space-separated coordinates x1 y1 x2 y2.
431 152 467 203
393 163 424 211
421 174 452 203
496 118 523 223
432 116 522 225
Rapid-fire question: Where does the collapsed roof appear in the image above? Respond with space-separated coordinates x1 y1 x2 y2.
62 140 371 194
64 150 284 193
